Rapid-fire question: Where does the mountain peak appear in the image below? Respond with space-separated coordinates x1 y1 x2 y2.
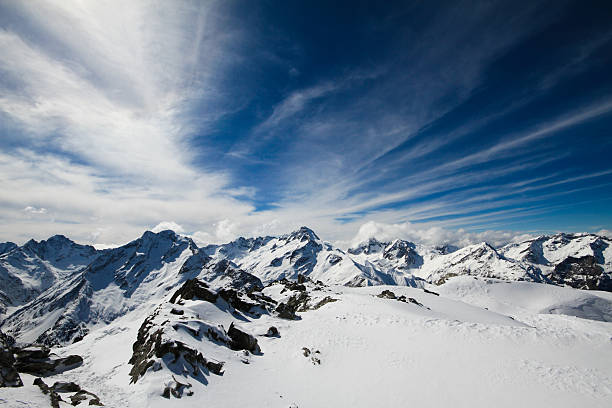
348 237 386 255
0 241 17 255
286 226 320 242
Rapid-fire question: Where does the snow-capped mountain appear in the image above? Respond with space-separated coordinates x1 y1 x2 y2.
1 230 197 345
500 233 612 290
1 227 612 407
420 242 545 285
201 227 376 287
0 235 98 316
1 228 611 347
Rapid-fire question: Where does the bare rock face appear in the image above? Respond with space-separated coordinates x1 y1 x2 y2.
13 346 83 376
33 377 103 407
550 256 612 291
0 331 22 387
227 323 260 353
128 307 226 385
169 279 218 304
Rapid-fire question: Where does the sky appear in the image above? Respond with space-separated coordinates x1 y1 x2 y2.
1 0 611 248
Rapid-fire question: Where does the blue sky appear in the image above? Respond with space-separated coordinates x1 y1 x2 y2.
0 0 611 247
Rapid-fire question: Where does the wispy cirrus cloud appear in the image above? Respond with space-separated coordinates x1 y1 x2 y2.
0 0 256 244
1 0 611 248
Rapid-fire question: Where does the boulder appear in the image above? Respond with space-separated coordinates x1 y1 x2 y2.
264 326 280 337
227 323 260 353
377 290 396 299
52 381 81 392
169 279 217 304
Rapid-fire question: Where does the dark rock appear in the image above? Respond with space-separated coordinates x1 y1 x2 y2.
217 288 258 314
550 256 611 291
170 308 184 315
302 347 321 365
264 326 280 337
326 254 342 265
423 288 440 296
407 297 424 307
14 349 83 376
52 381 81 392
276 291 310 319
377 290 396 299
227 323 260 353
206 359 224 375
0 330 22 387
297 274 307 284
15 345 50 361
33 377 63 408
310 296 338 310
269 257 283 267
246 291 277 310
129 310 224 384
162 375 192 399
279 279 307 293
169 279 217 304
206 260 263 292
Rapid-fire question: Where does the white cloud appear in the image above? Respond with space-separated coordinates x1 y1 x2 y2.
23 206 47 214
350 221 534 248
0 1 256 245
151 221 185 234
214 219 239 242
597 229 612 239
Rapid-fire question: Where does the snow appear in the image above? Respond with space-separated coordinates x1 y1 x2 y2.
4 277 611 408
2 228 612 407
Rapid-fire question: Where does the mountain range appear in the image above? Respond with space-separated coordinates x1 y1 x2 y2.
1 227 611 345
1 227 611 407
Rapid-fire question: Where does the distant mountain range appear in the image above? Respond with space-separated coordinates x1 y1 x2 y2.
1 226 610 346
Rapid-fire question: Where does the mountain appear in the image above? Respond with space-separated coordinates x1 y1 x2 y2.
1 230 198 345
420 242 545 285
2 228 611 347
0 242 17 256
1 228 612 407
201 227 375 286
500 233 612 290
0 235 98 316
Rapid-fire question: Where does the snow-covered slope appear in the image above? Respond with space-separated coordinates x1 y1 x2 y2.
202 227 385 287
419 242 545 284
4 278 612 408
2 228 612 407
1 230 196 345
501 233 612 290
0 235 98 316
3 228 611 347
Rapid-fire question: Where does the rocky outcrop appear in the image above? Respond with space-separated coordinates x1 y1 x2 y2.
128 308 226 384
170 279 217 304
1 330 84 389
377 290 426 308
227 323 260 353
33 377 103 407
13 345 83 376
550 256 612 291
0 331 22 387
